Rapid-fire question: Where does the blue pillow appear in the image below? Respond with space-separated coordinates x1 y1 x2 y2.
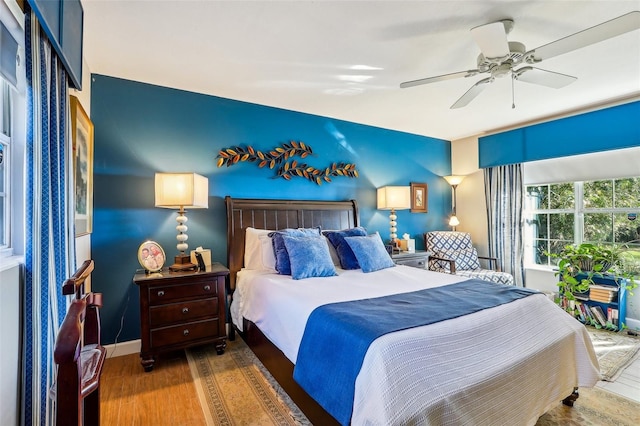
269 227 321 275
344 232 396 273
282 235 337 280
323 227 367 269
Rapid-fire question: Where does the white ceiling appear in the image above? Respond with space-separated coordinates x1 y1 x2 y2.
81 0 640 141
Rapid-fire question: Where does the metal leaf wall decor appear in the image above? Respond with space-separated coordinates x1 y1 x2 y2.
216 141 358 185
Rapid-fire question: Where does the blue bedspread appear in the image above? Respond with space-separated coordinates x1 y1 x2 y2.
292 279 538 425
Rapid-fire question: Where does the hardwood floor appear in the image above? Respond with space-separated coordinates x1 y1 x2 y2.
100 351 206 426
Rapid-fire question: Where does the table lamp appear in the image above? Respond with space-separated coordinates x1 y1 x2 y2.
155 172 208 271
377 186 411 243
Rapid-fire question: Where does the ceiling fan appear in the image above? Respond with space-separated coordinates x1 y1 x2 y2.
400 11 640 109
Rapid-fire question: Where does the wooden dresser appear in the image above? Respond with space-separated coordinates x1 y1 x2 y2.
133 263 229 371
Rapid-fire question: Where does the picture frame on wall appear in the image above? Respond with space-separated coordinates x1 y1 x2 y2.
70 96 94 236
410 182 428 213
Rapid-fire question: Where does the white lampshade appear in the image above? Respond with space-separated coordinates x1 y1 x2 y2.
377 186 411 210
449 215 460 227
155 173 209 209
443 175 466 187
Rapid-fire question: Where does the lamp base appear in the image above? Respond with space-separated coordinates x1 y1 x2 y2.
169 253 197 272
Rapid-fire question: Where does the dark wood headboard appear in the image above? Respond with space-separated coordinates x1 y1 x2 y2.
225 196 359 289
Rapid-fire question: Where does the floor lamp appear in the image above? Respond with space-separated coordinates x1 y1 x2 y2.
444 175 466 231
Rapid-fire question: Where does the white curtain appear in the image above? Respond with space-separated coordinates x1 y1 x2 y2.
22 10 76 426
484 164 524 287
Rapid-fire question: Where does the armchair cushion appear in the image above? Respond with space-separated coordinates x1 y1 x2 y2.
435 248 481 271
457 270 515 285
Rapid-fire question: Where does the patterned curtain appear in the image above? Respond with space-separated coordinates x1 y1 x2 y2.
484 164 524 286
23 10 76 426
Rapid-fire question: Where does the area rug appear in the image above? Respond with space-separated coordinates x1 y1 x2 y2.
186 339 311 425
587 328 640 381
187 336 640 426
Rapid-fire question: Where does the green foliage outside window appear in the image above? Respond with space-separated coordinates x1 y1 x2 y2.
525 178 640 278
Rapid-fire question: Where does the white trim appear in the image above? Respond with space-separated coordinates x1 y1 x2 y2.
624 318 640 333
105 339 141 358
0 254 21 272
1 0 24 44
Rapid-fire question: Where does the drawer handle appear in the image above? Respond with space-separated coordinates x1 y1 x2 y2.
182 307 189 314
183 329 190 336
157 290 165 297
204 285 211 291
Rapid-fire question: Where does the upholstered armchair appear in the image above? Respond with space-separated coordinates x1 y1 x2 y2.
423 231 514 285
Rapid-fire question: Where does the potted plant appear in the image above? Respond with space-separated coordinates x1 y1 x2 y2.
548 243 637 328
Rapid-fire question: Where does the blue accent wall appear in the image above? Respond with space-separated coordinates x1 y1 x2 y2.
478 101 640 167
90 74 453 344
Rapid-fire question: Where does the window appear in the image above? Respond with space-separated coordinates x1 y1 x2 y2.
0 1 25 260
0 80 10 251
525 178 640 275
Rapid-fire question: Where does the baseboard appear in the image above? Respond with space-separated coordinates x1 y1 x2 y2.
624 317 640 333
105 339 141 358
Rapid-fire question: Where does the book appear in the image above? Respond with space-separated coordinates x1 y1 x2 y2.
589 284 619 292
581 303 594 323
589 288 614 295
574 292 589 301
575 302 585 322
589 293 614 303
590 306 607 326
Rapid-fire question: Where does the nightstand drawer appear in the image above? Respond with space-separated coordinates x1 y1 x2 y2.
148 280 218 305
150 318 220 348
149 298 218 327
392 250 430 269
395 257 427 268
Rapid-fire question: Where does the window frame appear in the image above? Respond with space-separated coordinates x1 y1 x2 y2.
524 178 640 269
0 81 11 254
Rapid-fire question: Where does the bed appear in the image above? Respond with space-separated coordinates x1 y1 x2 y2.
225 196 600 425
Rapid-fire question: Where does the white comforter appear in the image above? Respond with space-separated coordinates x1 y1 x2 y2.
230 266 601 426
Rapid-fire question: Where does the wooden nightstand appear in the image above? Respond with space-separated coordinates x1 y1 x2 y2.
392 250 430 269
133 263 229 372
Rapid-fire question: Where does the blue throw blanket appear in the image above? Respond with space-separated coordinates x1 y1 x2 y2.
292 279 539 425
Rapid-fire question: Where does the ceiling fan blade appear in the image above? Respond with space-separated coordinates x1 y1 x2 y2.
470 20 511 59
400 69 480 89
514 67 577 88
451 77 493 109
527 11 640 62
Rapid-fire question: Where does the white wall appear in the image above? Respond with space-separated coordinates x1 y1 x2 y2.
450 135 488 257
0 260 21 426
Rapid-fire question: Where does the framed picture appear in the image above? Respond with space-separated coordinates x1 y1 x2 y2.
138 241 166 272
70 96 94 236
410 182 428 213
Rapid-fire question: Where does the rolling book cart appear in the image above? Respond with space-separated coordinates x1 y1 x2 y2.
567 273 627 331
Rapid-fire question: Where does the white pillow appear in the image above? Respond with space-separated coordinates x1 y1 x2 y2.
244 227 276 271
259 234 277 271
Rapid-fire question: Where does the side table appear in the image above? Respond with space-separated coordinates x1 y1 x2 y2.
392 250 430 269
133 263 229 371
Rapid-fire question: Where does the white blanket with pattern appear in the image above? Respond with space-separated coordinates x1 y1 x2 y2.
230 266 600 425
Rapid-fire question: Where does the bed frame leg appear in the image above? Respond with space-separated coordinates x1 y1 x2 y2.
562 387 579 407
